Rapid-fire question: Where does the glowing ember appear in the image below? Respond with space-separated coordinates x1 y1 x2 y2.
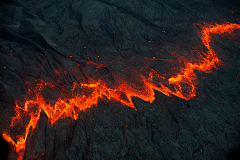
2 22 240 160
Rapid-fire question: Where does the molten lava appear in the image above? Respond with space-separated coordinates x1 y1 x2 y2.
2 22 240 160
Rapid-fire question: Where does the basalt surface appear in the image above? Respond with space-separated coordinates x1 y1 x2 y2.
0 0 240 160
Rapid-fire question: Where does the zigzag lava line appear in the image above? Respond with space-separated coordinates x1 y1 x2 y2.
2 22 240 160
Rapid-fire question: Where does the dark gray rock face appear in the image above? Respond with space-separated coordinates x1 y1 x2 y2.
0 0 240 160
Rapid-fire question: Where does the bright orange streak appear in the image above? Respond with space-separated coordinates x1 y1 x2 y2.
2 22 240 160
168 22 240 98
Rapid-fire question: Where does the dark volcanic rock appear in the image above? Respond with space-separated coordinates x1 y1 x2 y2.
0 0 240 160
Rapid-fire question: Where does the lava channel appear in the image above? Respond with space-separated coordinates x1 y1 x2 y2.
2 22 240 160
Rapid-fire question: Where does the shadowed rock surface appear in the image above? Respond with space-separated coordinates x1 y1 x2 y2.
0 0 240 159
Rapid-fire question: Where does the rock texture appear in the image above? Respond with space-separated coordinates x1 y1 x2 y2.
0 0 240 159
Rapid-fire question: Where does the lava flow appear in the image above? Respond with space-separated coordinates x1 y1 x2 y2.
2 22 240 160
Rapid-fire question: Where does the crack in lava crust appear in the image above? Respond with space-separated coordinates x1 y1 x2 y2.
2 22 240 160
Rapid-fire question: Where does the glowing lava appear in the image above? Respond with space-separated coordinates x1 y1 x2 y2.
2 22 240 160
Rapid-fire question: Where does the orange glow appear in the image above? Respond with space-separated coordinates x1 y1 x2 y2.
2 22 240 159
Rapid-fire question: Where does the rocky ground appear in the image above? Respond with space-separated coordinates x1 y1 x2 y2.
0 0 240 159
